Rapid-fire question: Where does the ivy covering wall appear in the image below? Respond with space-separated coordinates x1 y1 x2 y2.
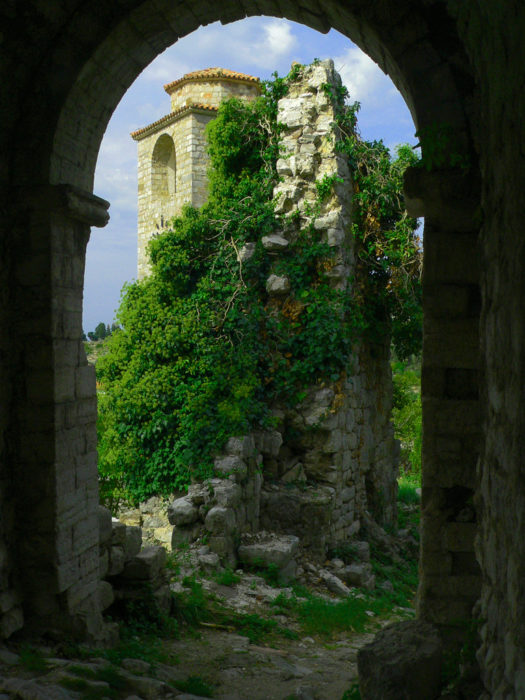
97 63 421 504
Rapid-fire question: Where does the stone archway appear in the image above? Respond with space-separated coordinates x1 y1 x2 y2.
3 0 489 685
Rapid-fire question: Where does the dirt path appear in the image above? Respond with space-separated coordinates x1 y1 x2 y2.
163 625 373 699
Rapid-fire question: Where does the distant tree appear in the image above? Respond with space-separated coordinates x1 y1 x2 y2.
87 331 96 341
95 322 107 340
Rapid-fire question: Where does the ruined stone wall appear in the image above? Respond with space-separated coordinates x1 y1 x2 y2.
164 61 398 568
258 60 398 551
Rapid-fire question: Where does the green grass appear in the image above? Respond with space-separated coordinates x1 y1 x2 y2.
341 682 362 699
19 646 50 673
397 475 420 505
327 542 358 564
243 558 282 586
173 675 215 697
214 567 241 586
59 668 126 700
271 582 413 640
60 676 115 699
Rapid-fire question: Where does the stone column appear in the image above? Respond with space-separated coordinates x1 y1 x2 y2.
8 185 109 640
405 167 482 643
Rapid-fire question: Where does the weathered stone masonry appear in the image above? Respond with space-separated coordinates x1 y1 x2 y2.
2 1 525 696
132 68 261 279
150 60 399 573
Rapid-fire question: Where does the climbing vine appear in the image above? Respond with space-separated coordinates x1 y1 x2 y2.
97 64 421 504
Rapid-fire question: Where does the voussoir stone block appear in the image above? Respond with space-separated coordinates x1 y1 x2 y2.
358 620 443 700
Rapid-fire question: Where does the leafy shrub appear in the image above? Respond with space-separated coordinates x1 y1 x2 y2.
392 358 422 482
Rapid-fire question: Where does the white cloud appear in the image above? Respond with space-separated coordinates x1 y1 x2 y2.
334 46 395 106
95 131 137 212
140 53 191 84
262 20 298 60
333 45 416 146
144 18 299 74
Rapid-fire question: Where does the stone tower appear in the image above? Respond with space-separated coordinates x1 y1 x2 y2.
131 68 261 278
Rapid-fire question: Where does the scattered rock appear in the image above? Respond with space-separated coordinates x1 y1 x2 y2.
254 430 283 458
340 563 374 589
121 546 166 580
358 620 442 700
0 648 18 666
121 658 151 674
266 274 290 295
237 242 256 262
225 435 255 460
319 569 351 596
198 552 221 573
238 534 299 569
168 498 200 526
261 234 289 252
205 506 236 535
213 455 247 481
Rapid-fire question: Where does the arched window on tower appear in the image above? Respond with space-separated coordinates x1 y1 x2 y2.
151 133 176 198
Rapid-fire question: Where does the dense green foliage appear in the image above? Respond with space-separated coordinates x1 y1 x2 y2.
97 64 421 504
332 99 422 357
391 357 422 482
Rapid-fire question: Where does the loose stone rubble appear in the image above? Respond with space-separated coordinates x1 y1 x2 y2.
98 506 171 623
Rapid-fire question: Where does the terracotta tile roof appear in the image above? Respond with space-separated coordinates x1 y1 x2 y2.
131 103 218 140
164 67 260 94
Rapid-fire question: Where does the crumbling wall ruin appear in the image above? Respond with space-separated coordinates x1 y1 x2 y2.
163 60 399 568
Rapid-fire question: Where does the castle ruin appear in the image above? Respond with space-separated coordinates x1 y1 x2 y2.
129 61 399 569
2 2 525 695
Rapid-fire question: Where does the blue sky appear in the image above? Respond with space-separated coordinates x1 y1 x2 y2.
85 17 417 333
